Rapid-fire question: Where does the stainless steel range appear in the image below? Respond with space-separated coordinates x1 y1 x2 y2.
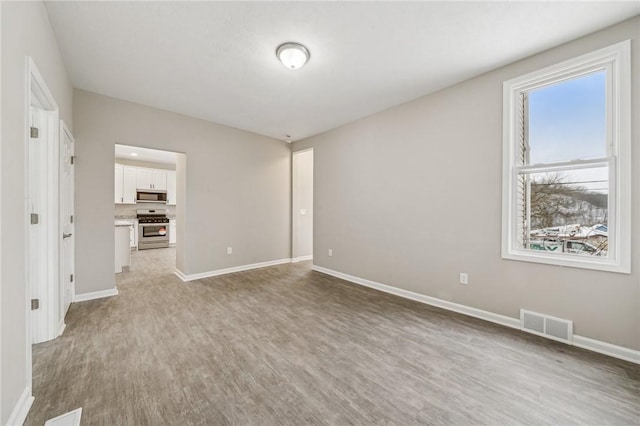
137 209 170 250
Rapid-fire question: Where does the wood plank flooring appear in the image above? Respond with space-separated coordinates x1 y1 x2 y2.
26 248 640 425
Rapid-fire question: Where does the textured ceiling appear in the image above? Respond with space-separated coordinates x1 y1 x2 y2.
45 1 639 142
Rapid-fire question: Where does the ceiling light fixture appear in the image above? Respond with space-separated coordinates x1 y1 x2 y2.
130 152 139 157
276 42 310 70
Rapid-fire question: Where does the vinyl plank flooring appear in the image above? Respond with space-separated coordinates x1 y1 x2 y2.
25 248 640 425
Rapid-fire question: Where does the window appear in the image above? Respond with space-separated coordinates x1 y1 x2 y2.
502 41 631 273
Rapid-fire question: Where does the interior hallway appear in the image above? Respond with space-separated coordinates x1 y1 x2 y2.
26 248 640 425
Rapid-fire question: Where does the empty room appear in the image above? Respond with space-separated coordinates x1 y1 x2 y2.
1 1 639 425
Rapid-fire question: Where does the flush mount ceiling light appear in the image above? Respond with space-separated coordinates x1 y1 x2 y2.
276 42 310 70
130 152 139 157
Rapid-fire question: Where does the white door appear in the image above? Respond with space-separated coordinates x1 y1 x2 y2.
60 122 75 319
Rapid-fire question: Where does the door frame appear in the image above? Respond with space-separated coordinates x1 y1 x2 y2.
24 57 61 377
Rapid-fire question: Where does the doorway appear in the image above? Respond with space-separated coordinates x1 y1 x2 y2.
114 144 184 274
292 148 313 262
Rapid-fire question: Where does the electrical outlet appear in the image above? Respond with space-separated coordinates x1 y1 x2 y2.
459 273 468 285
227 247 232 255
328 249 333 257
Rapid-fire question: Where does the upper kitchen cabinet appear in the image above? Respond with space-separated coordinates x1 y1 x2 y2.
123 167 137 203
136 168 152 189
136 168 167 190
115 164 123 203
115 164 137 204
152 170 167 190
167 171 176 205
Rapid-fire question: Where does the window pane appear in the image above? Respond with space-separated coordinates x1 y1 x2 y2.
519 167 608 257
528 70 606 164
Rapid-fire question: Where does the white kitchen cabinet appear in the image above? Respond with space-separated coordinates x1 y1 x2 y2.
152 170 167 190
167 171 176 205
129 220 139 249
116 219 138 249
123 167 137 204
169 219 176 245
133 220 139 249
136 168 167 190
115 165 137 204
129 224 135 248
115 225 131 273
136 168 153 190
115 164 124 203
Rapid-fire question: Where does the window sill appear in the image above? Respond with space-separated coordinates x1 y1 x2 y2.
502 249 630 274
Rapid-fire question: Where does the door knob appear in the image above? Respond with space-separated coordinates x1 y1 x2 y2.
63 233 72 239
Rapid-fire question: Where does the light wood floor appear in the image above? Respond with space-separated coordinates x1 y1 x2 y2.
26 248 639 425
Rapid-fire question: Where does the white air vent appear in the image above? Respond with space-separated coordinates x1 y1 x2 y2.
520 309 573 344
45 408 82 426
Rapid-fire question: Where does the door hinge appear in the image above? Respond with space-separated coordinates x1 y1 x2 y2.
30 127 39 138
70 215 74 224
70 155 76 165
70 274 74 283
31 299 40 310
30 213 39 225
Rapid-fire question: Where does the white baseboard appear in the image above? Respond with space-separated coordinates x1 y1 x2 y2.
312 265 640 364
6 386 34 426
291 255 313 263
573 335 640 364
175 258 292 282
312 265 520 329
57 321 66 337
174 268 188 281
73 287 119 303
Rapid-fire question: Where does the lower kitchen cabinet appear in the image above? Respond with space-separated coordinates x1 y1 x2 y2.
130 221 139 249
115 225 131 273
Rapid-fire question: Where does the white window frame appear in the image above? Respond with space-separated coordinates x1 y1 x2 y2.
502 40 631 273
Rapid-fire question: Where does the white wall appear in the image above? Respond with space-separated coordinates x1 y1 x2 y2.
292 149 313 259
293 17 640 351
1 1 73 423
74 90 292 293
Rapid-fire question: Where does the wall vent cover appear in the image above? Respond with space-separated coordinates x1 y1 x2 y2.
520 309 573 344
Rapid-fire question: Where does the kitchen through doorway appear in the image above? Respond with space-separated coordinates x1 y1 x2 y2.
114 144 185 275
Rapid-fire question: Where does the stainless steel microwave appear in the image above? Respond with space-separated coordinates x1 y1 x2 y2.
136 189 167 203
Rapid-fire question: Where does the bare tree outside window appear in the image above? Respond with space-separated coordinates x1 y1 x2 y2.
524 171 608 256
